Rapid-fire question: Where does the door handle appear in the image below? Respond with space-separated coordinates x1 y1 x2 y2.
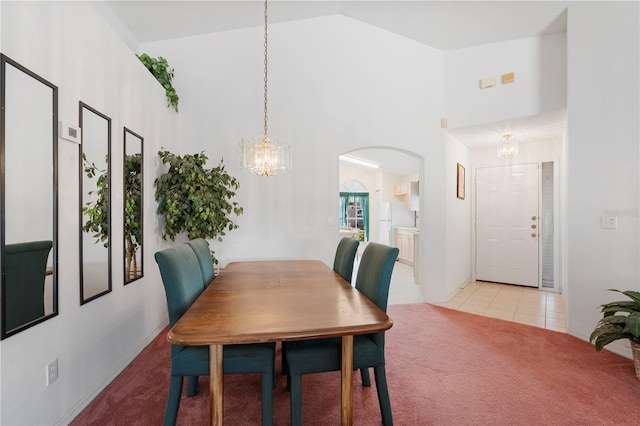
531 224 537 229
531 216 537 220
531 233 537 238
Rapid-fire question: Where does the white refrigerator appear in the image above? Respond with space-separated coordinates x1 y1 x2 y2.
378 201 415 247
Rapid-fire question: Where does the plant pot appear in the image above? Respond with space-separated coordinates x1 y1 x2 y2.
631 340 640 380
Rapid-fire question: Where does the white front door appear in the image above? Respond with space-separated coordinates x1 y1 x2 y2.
476 164 540 287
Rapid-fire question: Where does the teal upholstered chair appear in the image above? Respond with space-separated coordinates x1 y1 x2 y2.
284 242 399 426
333 237 359 283
4 240 53 331
155 243 275 426
186 238 215 287
281 237 361 375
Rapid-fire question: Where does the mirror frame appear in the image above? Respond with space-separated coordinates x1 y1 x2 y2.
0 54 59 339
123 127 143 285
79 102 112 305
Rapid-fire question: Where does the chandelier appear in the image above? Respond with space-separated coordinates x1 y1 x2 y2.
497 133 518 159
239 0 291 176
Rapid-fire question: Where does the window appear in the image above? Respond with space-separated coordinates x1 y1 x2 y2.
339 192 369 241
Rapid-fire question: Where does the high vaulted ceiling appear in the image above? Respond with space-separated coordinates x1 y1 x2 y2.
105 0 569 50
103 0 568 164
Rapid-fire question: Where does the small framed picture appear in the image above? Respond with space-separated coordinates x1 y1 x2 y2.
456 163 465 200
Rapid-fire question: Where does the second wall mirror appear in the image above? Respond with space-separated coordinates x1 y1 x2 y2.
79 102 111 304
123 127 143 284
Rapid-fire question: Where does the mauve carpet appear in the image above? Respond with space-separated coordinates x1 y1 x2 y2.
71 304 640 425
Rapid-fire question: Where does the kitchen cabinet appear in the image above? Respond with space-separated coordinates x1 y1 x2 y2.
394 183 408 196
406 181 419 211
394 181 419 211
395 227 418 265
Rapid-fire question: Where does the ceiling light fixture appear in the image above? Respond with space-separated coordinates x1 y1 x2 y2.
339 155 380 169
239 0 291 176
497 133 518 159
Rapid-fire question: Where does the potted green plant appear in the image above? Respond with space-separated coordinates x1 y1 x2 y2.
590 289 640 379
137 53 179 112
154 149 243 264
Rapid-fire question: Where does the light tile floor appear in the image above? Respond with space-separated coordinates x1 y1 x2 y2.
384 261 567 333
435 280 567 333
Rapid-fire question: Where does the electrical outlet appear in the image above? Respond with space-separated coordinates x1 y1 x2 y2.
46 359 58 386
601 215 618 229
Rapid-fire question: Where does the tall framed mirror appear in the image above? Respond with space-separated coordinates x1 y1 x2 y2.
79 102 111 304
1 54 58 339
123 127 143 284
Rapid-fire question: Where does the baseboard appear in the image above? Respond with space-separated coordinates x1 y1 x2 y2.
55 322 168 425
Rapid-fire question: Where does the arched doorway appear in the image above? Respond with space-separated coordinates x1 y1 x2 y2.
339 147 424 304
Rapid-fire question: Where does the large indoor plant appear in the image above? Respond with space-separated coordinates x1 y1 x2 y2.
590 289 640 379
137 53 179 112
154 149 243 264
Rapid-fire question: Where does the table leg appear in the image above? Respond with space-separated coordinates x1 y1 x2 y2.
210 344 224 426
341 335 354 426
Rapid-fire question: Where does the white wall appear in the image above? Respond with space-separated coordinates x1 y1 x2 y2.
444 33 567 129
2 2 637 423
141 16 447 294
566 1 639 356
445 133 472 299
0 2 177 424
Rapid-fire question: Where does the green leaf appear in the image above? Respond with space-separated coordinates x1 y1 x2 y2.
137 53 179 113
154 150 242 264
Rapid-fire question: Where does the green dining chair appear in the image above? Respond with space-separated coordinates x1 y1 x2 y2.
186 238 215 287
155 244 275 426
333 237 359 283
4 240 53 331
284 242 399 426
281 237 360 375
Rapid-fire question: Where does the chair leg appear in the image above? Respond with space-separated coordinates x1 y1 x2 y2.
360 367 371 387
260 370 274 426
373 365 393 426
186 376 198 397
163 376 184 426
281 341 288 375
289 373 303 426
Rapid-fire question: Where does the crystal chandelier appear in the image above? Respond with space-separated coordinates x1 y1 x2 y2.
239 0 291 176
497 133 518 159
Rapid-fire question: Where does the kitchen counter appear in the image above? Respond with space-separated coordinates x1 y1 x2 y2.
395 227 419 233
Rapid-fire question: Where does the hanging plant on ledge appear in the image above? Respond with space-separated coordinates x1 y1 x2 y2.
137 53 179 112
154 150 243 264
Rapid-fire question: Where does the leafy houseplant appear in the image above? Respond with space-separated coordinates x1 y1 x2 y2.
137 53 179 112
154 150 243 264
590 289 640 379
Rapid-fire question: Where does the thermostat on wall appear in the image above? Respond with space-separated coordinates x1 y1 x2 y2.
59 121 81 144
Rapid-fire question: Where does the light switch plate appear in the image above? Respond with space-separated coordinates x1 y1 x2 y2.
59 121 81 144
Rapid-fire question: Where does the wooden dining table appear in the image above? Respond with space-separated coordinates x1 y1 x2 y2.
168 259 393 426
